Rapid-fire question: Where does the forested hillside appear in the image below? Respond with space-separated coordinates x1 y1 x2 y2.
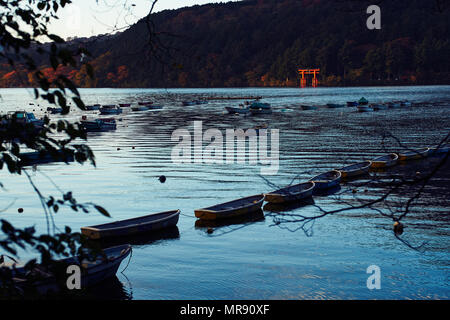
1 0 449 87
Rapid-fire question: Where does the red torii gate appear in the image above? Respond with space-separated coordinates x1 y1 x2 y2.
298 68 320 88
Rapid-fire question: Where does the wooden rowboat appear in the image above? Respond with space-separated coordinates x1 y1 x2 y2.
397 148 429 161
264 181 315 204
81 210 180 240
7 245 131 295
309 170 341 190
195 195 264 220
371 153 398 168
337 161 372 178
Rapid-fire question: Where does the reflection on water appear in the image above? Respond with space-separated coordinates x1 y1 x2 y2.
97 226 180 248
0 87 449 299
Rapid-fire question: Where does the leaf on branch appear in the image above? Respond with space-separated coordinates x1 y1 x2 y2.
94 205 110 218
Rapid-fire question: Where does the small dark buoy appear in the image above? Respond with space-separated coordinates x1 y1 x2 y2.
18 208 24 213
352 189 357 193
132 147 135 150
393 221 404 235
159 175 166 183
117 147 121 151
364 189 368 193
207 227 214 234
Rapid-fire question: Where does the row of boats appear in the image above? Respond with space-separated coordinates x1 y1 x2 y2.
301 97 413 111
225 100 273 115
79 145 448 234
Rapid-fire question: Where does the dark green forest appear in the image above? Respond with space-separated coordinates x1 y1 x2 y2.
1 0 449 88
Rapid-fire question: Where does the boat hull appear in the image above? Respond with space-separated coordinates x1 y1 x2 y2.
81 210 180 240
338 161 372 178
310 170 342 190
264 182 315 204
397 148 429 161
371 153 398 168
195 195 265 220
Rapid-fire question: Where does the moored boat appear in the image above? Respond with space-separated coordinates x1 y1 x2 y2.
18 149 75 166
131 105 150 111
47 107 63 114
119 103 132 108
182 101 196 106
309 170 341 190
347 101 358 107
249 101 272 115
81 210 180 240
195 195 265 220
397 148 430 161
371 153 398 168
80 117 117 132
99 105 122 115
6 244 131 295
358 97 369 105
264 181 315 204
337 161 372 178
7 111 44 128
86 104 101 111
138 101 153 106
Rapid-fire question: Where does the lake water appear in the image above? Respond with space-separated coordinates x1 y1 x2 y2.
0 86 449 299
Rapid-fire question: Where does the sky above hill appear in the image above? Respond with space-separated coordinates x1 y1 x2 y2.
48 0 240 39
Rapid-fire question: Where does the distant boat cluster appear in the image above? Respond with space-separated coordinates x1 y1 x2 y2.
301 97 414 111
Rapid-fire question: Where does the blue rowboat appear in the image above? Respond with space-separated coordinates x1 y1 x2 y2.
8 244 131 295
310 170 341 190
81 118 117 132
100 105 122 115
371 153 398 168
86 104 101 111
397 148 429 161
337 161 372 178
18 149 75 166
81 210 180 240
195 195 265 220
249 102 272 115
264 181 315 204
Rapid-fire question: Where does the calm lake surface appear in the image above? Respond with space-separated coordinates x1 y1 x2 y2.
0 86 449 299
